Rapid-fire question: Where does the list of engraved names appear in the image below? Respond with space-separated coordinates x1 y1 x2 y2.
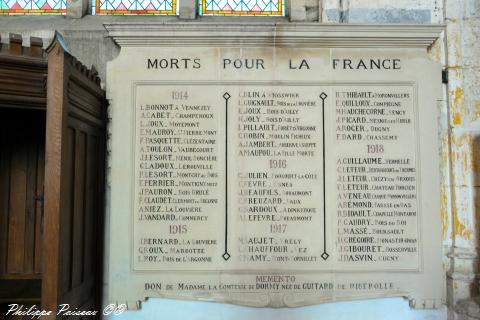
133 83 419 272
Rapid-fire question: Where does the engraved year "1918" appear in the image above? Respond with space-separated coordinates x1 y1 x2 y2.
367 144 384 153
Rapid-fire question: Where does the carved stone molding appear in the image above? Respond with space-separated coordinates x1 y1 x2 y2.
104 23 444 48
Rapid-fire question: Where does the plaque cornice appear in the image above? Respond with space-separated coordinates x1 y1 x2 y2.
104 23 444 48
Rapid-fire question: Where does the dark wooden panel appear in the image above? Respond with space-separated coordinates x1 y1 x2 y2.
34 146 45 275
59 127 75 296
71 131 86 289
0 35 47 110
62 277 94 307
0 108 45 280
6 143 28 274
0 279 41 302
82 135 97 283
24 142 38 274
0 122 10 278
42 37 67 315
0 35 63 309
0 110 44 301
67 79 103 118
43 33 106 319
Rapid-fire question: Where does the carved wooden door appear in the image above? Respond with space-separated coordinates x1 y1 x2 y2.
42 33 106 319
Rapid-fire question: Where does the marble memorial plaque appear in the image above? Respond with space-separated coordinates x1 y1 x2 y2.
105 23 445 309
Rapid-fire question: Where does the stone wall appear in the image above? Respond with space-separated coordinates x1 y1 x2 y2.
443 1 480 319
0 1 478 318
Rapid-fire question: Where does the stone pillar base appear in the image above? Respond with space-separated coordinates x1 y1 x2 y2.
451 297 480 320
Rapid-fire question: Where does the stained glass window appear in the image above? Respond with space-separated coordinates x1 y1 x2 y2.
199 0 284 16
92 0 177 14
0 0 66 14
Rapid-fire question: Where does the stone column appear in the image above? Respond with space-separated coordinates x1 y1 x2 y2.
444 1 480 319
321 0 345 22
67 0 88 18
289 0 320 22
179 0 196 19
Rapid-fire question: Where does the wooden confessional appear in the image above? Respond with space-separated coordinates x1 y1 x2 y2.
0 32 107 319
